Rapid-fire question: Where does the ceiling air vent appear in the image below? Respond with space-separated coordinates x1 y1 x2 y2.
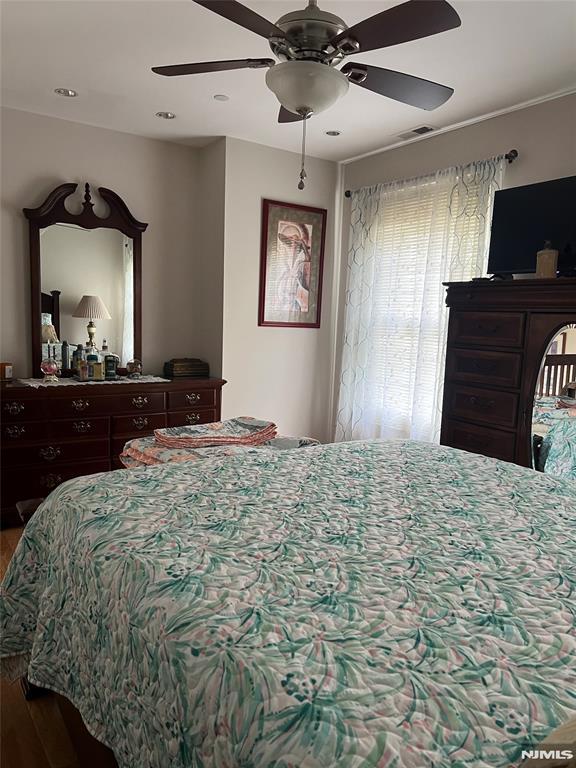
398 126 435 140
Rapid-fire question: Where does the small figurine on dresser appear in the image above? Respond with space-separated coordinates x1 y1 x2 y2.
536 241 559 279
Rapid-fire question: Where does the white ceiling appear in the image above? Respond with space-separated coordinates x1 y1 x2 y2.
1 0 575 162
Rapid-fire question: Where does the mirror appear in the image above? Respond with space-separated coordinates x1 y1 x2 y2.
25 183 147 376
40 225 132 365
532 325 576 476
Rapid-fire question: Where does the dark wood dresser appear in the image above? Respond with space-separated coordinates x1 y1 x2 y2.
1 378 225 526
440 278 576 467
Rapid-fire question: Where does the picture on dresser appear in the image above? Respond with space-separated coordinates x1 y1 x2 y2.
258 199 327 328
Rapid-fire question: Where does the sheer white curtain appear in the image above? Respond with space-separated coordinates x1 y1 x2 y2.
335 157 505 443
121 236 134 365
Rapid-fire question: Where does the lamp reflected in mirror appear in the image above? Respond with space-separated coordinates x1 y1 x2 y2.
72 294 111 352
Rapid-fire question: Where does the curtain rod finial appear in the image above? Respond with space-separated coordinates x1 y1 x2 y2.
505 149 519 164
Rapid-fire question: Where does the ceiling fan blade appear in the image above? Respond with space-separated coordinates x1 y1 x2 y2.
332 0 461 54
152 58 275 77
342 63 453 110
192 0 285 40
278 106 304 123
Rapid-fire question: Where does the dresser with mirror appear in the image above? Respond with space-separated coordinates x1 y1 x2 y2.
0 181 224 526
441 278 576 472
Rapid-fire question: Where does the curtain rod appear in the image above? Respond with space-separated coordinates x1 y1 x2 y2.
344 149 519 198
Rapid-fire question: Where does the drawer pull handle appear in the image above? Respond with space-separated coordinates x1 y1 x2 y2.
5 425 25 439
185 393 201 404
4 401 25 415
133 417 149 430
468 395 496 410
132 396 148 409
186 413 201 425
73 421 92 434
39 446 61 462
40 473 62 489
72 399 90 412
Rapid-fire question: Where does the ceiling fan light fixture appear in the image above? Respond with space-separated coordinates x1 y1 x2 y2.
265 60 348 116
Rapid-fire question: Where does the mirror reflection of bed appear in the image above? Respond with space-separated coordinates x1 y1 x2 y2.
532 324 576 479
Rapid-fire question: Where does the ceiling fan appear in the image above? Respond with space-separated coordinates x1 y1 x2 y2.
152 0 461 187
153 0 461 120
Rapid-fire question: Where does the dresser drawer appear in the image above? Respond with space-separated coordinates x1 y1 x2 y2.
1 460 110 506
48 392 166 417
2 438 109 467
112 412 167 436
167 409 217 428
446 349 522 389
442 419 516 463
2 398 44 422
450 311 525 348
2 420 48 442
2 417 110 442
168 389 217 411
50 417 110 439
446 385 518 429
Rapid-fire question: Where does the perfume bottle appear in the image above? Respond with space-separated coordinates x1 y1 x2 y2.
104 354 120 380
61 340 70 370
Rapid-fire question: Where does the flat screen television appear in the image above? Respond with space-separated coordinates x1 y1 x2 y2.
487 175 576 276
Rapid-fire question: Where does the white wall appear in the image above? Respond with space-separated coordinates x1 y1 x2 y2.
1 107 200 377
343 94 576 192
560 328 576 355
221 137 338 442
193 138 226 378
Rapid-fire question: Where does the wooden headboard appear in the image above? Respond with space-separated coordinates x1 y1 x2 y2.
41 289 61 338
536 353 576 397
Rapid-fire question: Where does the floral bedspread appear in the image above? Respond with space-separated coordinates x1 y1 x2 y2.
1 441 575 767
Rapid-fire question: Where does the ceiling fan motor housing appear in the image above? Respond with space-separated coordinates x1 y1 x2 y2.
271 1 349 64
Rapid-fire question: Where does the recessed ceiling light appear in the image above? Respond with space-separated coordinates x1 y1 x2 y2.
54 88 77 98
155 111 176 120
326 130 341 137
213 94 230 102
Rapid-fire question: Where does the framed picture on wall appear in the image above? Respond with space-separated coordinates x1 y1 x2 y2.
258 199 327 328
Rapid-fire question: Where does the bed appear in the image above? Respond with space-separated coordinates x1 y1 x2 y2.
532 396 576 477
1 440 575 767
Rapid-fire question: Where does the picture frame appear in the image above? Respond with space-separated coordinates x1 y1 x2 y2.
258 199 327 328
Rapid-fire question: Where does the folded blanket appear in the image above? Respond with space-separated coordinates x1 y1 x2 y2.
121 435 319 469
154 416 277 449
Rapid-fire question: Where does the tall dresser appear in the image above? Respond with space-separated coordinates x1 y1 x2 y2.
1 378 225 526
440 278 576 468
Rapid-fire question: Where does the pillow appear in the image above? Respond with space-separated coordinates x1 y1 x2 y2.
542 418 576 481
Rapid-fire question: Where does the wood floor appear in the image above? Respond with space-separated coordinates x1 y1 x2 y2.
0 526 118 768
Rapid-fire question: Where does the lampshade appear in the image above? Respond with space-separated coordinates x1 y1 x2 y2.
266 61 349 117
73 295 111 320
41 324 59 343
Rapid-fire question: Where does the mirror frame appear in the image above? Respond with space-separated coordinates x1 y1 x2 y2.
24 182 147 377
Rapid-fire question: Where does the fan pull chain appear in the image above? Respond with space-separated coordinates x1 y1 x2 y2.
298 112 308 190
